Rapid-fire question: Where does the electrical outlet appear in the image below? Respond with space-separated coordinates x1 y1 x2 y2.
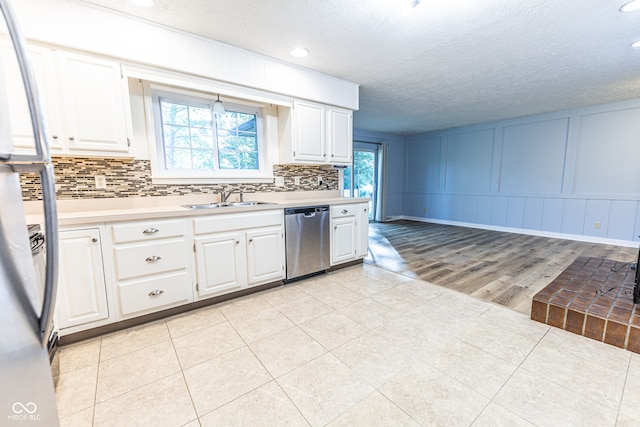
275 176 285 187
95 175 107 189
594 221 601 229
317 176 323 186
294 176 300 185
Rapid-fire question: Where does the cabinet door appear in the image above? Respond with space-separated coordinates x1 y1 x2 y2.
194 232 246 298
246 226 284 286
293 100 325 162
0 40 62 151
58 51 129 153
356 204 370 258
328 107 352 165
55 229 109 329
331 217 357 265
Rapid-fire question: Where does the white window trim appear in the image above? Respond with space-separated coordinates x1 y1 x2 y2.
144 82 276 184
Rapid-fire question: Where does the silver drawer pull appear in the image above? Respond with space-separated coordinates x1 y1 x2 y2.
143 228 159 234
148 290 164 297
145 255 162 262
341 209 348 214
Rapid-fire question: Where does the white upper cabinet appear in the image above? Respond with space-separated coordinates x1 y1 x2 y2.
58 51 130 154
279 99 353 166
0 40 62 151
293 100 326 162
327 107 353 165
0 38 131 156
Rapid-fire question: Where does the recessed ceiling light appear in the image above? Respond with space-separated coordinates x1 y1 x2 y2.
402 0 421 15
129 0 154 6
620 0 640 12
290 48 309 58
632 40 640 48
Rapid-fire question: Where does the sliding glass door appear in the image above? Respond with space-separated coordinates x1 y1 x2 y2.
344 142 379 220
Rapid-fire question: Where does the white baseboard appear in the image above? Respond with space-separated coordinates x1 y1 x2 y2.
387 216 639 248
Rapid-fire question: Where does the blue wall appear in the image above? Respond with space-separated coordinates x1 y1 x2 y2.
401 98 640 245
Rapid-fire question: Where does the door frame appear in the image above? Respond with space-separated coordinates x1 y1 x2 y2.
345 141 381 221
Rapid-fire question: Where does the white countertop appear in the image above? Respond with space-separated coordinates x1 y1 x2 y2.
24 191 369 226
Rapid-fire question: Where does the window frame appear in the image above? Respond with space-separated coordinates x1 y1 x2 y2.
147 83 271 183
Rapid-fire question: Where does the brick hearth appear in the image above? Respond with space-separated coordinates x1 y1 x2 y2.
531 256 640 353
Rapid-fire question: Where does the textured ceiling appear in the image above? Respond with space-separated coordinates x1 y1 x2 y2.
78 0 640 135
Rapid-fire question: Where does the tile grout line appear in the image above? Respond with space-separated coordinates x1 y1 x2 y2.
476 325 553 425
613 356 634 426
167 321 200 426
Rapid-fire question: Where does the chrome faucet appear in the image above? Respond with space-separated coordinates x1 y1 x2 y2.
219 187 243 202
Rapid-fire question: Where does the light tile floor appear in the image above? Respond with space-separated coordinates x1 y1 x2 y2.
55 264 640 427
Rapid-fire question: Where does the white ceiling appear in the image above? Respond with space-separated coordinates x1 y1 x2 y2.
78 0 640 135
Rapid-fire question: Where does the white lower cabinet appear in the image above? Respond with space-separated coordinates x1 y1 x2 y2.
194 231 247 298
108 218 193 319
357 203 370 258
55 228 110 330
330 202 370 265
247 226 285 284
331 216 357 265
53 203 365 335
117 271 191 317
193 210 285 300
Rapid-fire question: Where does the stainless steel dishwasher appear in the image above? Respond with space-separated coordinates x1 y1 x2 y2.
284 206 330 281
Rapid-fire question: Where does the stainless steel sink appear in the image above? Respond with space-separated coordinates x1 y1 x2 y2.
182 201 274 209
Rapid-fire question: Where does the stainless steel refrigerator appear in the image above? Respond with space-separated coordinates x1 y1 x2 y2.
0 0 60 424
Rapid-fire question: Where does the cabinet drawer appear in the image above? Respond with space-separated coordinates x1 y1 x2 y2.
331 204 357 218
193 210 283 235
118 271 191 316
113 240 188 280
111 219 186 244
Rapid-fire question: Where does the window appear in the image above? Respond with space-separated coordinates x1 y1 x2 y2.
149 85 269 182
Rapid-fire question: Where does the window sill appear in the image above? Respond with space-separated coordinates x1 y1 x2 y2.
150 176 274 185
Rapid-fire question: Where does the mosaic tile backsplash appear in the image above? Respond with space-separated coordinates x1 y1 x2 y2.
20 156 339 201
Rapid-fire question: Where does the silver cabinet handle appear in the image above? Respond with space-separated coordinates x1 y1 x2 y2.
68 136 75 141
148 290 164 297
145 255 162 262
235 240 240 245
341 209 348 214
248 238 253 243
52 135 58 139
91 238 98 243
143 228 159 234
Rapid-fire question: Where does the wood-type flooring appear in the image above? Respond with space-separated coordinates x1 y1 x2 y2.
365 220 638 315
